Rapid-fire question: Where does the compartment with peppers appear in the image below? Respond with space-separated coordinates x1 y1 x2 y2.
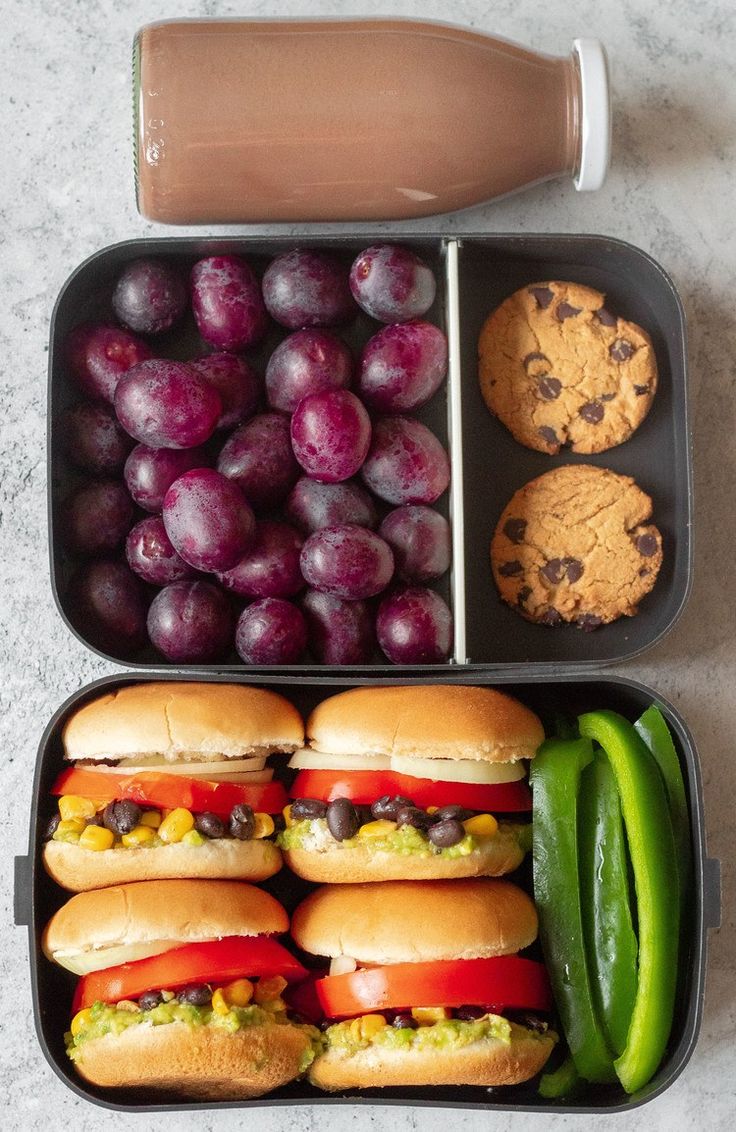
41 683 303 891
277 685 541 882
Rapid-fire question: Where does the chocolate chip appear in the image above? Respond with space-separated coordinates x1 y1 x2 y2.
557 301 582 321
564 558 584 583
538 425 559 448
538 376 562 400
634 384 650 396
540 608 562 625
529 286 554 309
600 392 616 402
517 586 532 606
597 307 617 327
580 401 605 424
576 613 603 631
610 338 634 362
498 560 522 577
636 533 658 557
639 567 651 577
503 518 527 544
540 558 565 584
523 352 549 367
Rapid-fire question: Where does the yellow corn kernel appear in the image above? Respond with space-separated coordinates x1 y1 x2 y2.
182 829 205 847
58 795 97 821
462 814 498 838
158 808 195 843
282 804 294 828
426 805 439 815
121 825 156 848
222 979 254 1007
70 1008 93 1037
351 1014 387 1041
357 819 397 839
252 812 275 839
53 818 86 841
211 988 230 1016
411 1006 452 1024
254 976 288 1004
78 824 115 852
139 810 161 829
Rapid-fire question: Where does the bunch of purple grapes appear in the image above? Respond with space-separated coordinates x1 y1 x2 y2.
60 246 452 665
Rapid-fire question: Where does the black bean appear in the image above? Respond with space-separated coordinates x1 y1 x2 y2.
428 818 465 848
138 990 164 1011
43 813 61 840
290 797 328 821
354 804 374 827
394 805 433 831
195 812 225 839
326 797 359 841
85 813 104 827
178 984 212 1007
434 804 472 823
371 794 414 820
455 1005 486 1021
392 1014 418 1030
102 800 142 835
230 803 254 840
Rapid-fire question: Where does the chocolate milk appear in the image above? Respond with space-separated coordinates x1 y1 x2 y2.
135 19 609 224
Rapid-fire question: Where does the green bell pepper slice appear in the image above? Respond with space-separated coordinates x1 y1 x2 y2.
539 1054 580 1099
578 710 679 1094
634 705 691 911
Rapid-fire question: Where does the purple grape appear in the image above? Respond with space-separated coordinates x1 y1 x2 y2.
163 468 256 572
262 249 356 329
66 322 153 402
147 580 233 662
301 589 375 664
235 598 307 665
67 559 147 655
359 321 447 412
217 520 304 598
361 417 450 505
300 525 394 600
126 516 197 586
61 480 134 557
114 359 221 449
112 258 187 335
350 245 436 323
191 255 268 351
190 352 261 430
290 389 371 484
379 506 451 583
217 413 299 512
62 401 134 475
124 444 209 513
376 587 453 664
285 477 377 535
265 328 353 413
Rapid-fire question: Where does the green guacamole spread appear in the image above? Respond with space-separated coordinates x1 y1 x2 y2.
277 818 529 860
325 1014 515 1054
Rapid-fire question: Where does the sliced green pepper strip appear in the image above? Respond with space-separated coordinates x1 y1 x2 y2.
579 750 638 1057
634 705 691 911
531 737 616 1083
539 1054 580 1099
578 711 679 1094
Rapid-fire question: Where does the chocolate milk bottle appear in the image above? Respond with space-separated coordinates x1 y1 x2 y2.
134 19 609 224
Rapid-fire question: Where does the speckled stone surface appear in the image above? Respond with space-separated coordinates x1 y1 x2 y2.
1 0 734 1127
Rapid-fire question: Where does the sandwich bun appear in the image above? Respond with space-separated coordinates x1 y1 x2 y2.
63 682 304 763
309 1020 556 1091
43 837 282 893
306 685 544 763
291 879 537 965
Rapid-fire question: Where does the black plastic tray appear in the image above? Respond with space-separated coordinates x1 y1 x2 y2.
48 234 692 672
15 672 720 1114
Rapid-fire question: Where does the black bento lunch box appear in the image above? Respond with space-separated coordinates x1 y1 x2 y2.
47 233 692 672
15 671 720 1114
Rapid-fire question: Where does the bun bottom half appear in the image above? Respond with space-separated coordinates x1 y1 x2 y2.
43 837 282 892
72 1019 312 1099
309 1023 556 1092
283 834 524 884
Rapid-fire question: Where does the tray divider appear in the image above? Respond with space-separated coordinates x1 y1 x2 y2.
444 238 468 664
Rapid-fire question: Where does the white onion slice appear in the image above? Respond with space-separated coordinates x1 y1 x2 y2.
390 756 526 784
85 757 268 777
329 956 358 976
53 939 184 976
288 749 391 772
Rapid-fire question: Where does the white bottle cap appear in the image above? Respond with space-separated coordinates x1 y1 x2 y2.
573 38 611 191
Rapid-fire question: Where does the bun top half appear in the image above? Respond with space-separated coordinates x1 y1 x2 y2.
63 682 304 762
306 685 544 763
291 879 538 964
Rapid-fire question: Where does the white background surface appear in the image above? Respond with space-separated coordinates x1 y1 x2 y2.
1 0 734 1128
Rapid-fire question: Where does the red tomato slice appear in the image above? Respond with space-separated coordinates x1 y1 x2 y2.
315 956 551 1020
52 768 289 817
289 769 531 813
73 935 307 1013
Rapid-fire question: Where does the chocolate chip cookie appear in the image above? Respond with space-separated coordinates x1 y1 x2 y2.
478 281 657 454
491 465 663 628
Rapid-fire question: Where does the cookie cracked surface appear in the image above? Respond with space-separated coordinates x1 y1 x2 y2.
478 281 657 454
491 465 663 628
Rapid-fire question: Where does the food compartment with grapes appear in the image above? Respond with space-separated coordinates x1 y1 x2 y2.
50 241 454 666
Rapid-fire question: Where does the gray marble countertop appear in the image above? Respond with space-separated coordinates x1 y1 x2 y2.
1 0 734 1128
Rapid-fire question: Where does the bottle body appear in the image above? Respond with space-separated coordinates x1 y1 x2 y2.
135 19 586 224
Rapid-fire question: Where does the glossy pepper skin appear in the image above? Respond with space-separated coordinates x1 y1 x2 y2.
578 750 638 1057
578 710 679 1095
531 737 616 1083
539 1053 579 1099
